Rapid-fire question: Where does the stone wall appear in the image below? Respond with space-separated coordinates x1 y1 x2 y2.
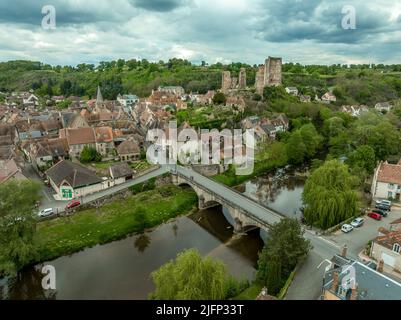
265 57 282 87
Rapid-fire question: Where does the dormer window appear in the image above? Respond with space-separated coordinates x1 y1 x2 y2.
393 243 401 254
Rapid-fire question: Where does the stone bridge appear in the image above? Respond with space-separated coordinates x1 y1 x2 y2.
169 165 284 234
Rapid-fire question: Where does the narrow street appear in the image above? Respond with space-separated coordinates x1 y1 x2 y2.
285 209 401 300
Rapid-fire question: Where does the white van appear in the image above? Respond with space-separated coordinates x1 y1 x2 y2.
38 208 54 218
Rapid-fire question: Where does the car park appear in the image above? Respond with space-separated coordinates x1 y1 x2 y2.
375 203 391 211
372 209 387 217
350 218 365 228
38 208 55 218
341 224 354 233
65 200 81 210
368 212 382 221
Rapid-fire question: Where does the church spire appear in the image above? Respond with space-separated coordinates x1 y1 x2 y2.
96 85 103 104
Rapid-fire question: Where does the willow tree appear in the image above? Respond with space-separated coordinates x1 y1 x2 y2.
0 180 41 275
302 160 359 229
149 249 237 300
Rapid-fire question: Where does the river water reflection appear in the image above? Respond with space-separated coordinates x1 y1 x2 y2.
0 168 305 300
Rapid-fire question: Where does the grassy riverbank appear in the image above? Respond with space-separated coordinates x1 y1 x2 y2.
29 185 197 266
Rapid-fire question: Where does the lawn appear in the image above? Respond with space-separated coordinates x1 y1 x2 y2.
34 185 198 263
232 282 263 300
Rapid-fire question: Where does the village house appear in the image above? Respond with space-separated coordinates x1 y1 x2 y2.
46 160 105 200
60 111 89 128
321 92 337 103
321 246 401 300
341 105 369 117
195 90 215 105
285 87 299 96
375 102 393 113
15 119 44 140
59 127 96 158
370 227 401 278
390 218 401 232
0 124 18 160
27 138 69 171
371 160 401 201
0 158 27 184
117 94 139 108
116 139 141 161
94 126 115 157
22 93 39 108
299 95 311 103
157 86 185 96
109 162 134 185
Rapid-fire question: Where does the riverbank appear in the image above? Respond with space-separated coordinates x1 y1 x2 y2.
1 185 198 274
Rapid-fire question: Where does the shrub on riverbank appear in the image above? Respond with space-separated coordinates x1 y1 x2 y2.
33 185 197 265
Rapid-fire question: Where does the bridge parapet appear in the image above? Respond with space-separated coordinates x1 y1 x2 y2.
172 171 272 232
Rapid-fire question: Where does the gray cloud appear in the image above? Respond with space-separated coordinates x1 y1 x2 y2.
130 0 191 12
0 0 400 65
255 0 395 44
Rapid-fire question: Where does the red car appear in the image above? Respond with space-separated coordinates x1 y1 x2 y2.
368 212 382 221
65 200 81 210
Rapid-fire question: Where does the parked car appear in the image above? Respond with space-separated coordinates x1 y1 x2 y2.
375 203 391 211
351 218 365 228
341 224 354 233
38 208 55 218
372 209 387 217
368 212 382 221
65 200 81 210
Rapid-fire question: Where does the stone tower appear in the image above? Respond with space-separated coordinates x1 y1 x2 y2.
265 57 282 87
231 77 238 89
255 65 266 95
239 67 247 89
221 71 232 93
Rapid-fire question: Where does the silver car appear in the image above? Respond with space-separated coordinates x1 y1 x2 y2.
341 224 354 233
351 217 365 228
38 208 54 218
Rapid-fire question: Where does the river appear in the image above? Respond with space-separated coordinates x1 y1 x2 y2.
0 167 306 300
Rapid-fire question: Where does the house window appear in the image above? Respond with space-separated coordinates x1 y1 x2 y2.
394 243 401 254
388 191 393 198
389 183 395 190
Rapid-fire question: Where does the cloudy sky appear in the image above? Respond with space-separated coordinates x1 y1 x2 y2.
0 0 400 66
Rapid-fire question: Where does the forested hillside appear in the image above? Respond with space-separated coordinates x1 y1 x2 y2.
1 59 401 105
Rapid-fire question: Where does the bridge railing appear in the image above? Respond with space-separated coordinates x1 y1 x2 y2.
175 170 281 228
175 166 285 218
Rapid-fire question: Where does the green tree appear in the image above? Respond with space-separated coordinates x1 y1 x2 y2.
79 146 102 163
0 180 42 275
286 131 307 165
299 123 322 158
257 219 310 295
302 160 359 229
150 249 239 300
267 255 282 295
212 92 227 105
348 145 376 174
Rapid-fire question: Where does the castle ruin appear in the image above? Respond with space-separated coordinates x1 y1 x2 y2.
221 68 247 93
255 57 282 95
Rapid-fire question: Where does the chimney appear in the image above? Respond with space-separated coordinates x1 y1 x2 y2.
377 259 384 273
341 244 348 258
350 283 358 300
332 272 339 293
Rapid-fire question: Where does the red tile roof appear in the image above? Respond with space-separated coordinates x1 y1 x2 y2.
377 162 401 185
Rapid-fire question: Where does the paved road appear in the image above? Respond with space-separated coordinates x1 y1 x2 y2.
37 165 169 215
285 209 401 300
